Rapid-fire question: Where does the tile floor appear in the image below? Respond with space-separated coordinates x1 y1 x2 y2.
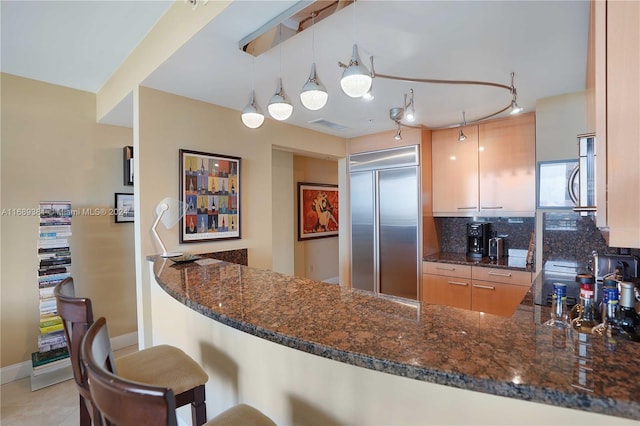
1 346 138 426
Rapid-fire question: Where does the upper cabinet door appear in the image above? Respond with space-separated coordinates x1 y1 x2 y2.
605 0 640 248
478 113 536 217
431 125 479 215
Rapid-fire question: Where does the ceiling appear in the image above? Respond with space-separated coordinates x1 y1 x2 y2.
1 1 590 139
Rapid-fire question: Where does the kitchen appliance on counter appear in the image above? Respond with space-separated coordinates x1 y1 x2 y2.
591 251 639 304
467 222 491 259
489 237 504 260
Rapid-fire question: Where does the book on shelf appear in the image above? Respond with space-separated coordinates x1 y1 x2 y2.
31 347 69 367
39 314 62 327
39 322 64 334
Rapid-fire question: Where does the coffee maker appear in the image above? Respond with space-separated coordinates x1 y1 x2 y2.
467 222 491 259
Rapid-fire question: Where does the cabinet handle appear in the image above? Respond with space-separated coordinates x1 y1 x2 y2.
481 206 503 210
436 266 456 271
473 284 495 290
448 280 468 286
488 271 512 277
457 206 477 210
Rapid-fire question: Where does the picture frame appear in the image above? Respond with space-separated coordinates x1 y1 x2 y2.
114 193 134 223
298 182 339 241
179 149 241 243
123 146 133 186
537 159 579 209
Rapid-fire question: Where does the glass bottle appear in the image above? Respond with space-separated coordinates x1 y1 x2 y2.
572 276 600 333
545 283 570 328
570 274 595 321
597 277 620 322
592 287 622 336
618 282 640 341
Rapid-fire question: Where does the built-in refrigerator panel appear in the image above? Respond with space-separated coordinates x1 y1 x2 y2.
349 146 420 300
379 167 419 299
350 171 375 292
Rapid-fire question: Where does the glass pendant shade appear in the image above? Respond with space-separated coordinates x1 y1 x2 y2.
458 127 467 141
340 44 372 98
268 78 293 121
300 63 328 110
241 90 264 129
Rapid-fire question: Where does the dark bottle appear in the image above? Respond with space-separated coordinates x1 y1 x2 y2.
592 287 623 336
597 277 620 322
618 282 640 341
571 275 600 333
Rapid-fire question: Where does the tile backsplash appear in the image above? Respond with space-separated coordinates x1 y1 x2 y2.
435 217 535 255
542 212 640 271
434 213 640 273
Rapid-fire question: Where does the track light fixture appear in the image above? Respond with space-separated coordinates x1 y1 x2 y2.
394 122 402 141
509 71 524 115
458 111 467 141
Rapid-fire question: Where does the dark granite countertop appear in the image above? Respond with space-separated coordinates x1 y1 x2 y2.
150 256 640 421
424 252 536 273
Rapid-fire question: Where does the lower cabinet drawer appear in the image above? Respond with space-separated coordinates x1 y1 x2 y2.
422 274 471 310
471 280 530 317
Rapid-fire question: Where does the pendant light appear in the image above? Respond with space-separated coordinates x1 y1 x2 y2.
241 55 264 129
300 12 328 110
268 26 293 121
339 1 372 98
241 90 264 129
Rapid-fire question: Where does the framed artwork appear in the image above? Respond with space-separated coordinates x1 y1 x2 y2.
123 146 133 186
179 149 241 242
298 182 339 241
114 193 134 223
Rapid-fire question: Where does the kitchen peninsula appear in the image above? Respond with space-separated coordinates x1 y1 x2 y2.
148 255 639 425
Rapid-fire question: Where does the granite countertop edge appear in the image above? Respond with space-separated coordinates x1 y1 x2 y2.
423 252 536 273
150 257 638 421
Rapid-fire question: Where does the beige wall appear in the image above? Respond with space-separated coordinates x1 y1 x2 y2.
293 156 339 281
1 73 136 368
135 87 345 346
536 91 588 162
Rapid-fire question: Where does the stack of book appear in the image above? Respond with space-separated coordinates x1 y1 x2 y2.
31 201 73 390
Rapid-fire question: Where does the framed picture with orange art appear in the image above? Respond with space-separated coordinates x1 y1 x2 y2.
298 182 339 241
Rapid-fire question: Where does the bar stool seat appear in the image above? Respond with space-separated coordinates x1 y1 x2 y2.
54 277 208 426
83 316 276 426
116 344 208 395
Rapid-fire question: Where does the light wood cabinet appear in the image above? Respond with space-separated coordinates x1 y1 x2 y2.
422 262 471 310
592 0 640 248
431 126 479 215
431 113 535 217
470 267 532 317
422 262 532 317
478 113 536 216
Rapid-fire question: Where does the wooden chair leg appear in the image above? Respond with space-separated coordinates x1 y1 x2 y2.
191 384 207 426
79 395 91 426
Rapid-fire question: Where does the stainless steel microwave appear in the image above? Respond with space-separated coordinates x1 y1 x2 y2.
569 133 596 213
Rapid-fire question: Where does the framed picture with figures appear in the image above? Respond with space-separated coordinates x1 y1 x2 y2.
179 149 240 242
298 182 339 241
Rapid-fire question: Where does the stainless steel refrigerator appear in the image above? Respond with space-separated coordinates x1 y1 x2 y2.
349 145 420 300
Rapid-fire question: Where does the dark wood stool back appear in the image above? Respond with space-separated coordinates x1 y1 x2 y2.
54 277 99 426
83 317 178 426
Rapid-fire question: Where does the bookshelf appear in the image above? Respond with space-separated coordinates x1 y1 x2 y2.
30 201 73 391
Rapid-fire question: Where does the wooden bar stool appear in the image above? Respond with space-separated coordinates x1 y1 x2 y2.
83 316 277 426
54 277 209 426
